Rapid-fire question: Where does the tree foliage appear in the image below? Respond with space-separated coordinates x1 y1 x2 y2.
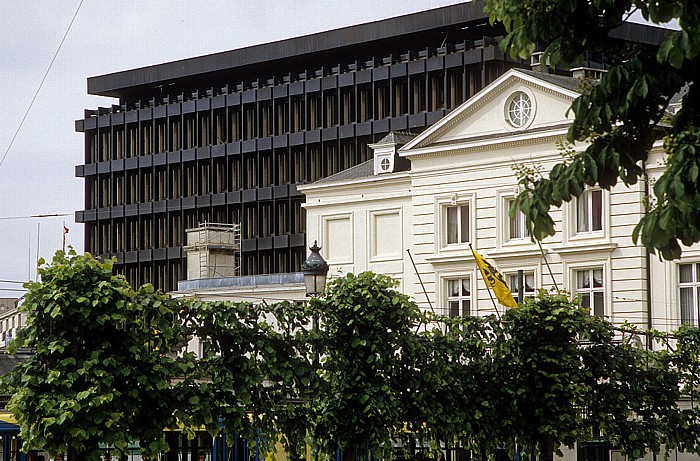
302 275 700 461
308 272 422 460
6 261 700 461
484 0 700 259
398 314 504 457
178 298 316 457
3 250 195 461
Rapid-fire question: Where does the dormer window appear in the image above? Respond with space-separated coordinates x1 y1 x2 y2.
506 91 532 128
379 158 391 172
370 131 415 175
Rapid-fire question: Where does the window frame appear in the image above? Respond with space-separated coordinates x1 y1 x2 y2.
435 193 475 256
679 262 700 326
576 189 604 235
502 87 537 131
575 267 605 317
435 193 475 250
445 277 472 318
506 197 530 241
446 203 470 245
507 271 536 300
506 92 532 128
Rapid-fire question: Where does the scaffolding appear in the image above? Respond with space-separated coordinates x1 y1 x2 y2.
184 222 241 279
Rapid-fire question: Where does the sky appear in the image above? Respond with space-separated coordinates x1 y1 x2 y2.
0 0 468 296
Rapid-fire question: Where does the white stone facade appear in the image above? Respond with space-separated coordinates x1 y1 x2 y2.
301 68 689 334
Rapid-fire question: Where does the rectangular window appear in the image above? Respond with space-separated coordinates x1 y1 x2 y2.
291 96 305 132
508 272 536 299
507 199 529 240
156 167 167 201
199 162 210 195
214 110 226 144
170 118 182 151
156 120 167 153
376 84 390 119
679 263 700 326
275 100 289 135
127 125 138 158
341 88 355 125
184 115 196 149
446 204 470 245
576 269 604 316
141 123 153 155
358 85 372 122
213 160 226 193
199 113 210 146
114 127 124 159
114 219 124 252
184 164 196 197
446 278 471 317
309 94 322 129
577 189 603 233
141 170 153 202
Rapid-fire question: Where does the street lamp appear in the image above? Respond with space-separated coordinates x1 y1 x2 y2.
301 241 329 297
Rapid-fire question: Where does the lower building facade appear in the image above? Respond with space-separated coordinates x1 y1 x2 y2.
300 67 688 335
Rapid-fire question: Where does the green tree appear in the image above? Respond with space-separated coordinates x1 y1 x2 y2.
179 299 316 458
3 251 194 461
309 272 422 460
488 293 691 461
583 324 684 459
495 294 597 461
399 314 505 460
484 0 700 259
665 327 700 453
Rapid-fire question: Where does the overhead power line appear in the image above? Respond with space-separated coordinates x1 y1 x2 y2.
0 213 71 221
0 0 84 170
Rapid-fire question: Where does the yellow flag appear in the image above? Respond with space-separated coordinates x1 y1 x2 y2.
471 247 518 308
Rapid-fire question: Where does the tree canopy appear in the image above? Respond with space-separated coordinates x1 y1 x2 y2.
304 275 700 461
4 250 195 461
6 257 700 461
484 0 700 259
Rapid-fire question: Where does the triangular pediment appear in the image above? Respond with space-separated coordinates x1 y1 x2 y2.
400 68 582 156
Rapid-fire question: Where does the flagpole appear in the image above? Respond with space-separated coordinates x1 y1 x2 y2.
469 244 501 320
406 249 434 332
406 249 435 315
536 238 560 293
36 222 40 277
62 221 66 252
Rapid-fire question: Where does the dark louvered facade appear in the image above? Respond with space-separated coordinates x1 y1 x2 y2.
75 2 667 291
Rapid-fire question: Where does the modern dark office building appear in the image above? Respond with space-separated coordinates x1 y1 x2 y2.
75 1 667 291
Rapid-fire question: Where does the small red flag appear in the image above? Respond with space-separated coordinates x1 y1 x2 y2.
64 226 69 234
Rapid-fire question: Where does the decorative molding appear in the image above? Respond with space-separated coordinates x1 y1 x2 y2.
553 241 618 255
491 246 548 259
426 251 475 264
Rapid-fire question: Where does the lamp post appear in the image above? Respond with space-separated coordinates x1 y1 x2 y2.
301 241 329 297
302 241 328 373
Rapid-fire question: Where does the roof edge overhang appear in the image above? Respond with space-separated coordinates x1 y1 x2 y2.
87 2 488 97
298 170 411 194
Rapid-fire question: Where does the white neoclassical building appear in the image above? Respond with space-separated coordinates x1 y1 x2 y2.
300 67 690 335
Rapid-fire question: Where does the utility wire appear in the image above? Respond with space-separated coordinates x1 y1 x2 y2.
0 213 71 221
0 0 84 169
